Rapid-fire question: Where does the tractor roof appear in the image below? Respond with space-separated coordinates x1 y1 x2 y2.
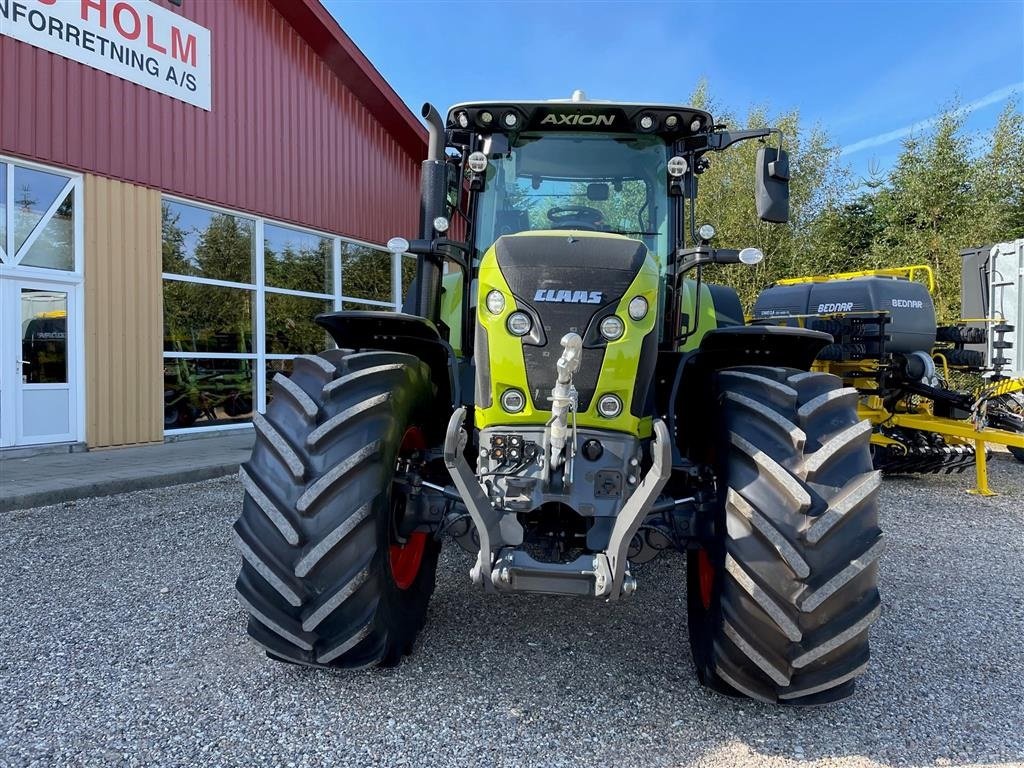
446 91 713 140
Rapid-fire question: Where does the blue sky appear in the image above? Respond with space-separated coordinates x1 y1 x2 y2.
324 1 1024 183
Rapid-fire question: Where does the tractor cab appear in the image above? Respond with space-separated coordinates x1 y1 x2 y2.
386 93 791 364
456 95 712 269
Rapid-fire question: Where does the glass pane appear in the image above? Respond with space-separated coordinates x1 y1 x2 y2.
263 358 295 409
21 289 68 384
265 293 334 355
162 200 254 284
341 242 392 303
401 255 416 306
1 163 7 258
19 187 74 270
163 281 254 353
343 299 393 312
264 223 332 294
163 358 254 430
13 166 71 255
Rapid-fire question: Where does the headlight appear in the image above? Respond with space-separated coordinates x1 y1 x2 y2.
501 389 525 413
597 394 622 418
468 151 488 173
600 315 624 341
507 311 532 336
667 156 688 177
628 296 648 321
433 216 449 233
485 290 505 315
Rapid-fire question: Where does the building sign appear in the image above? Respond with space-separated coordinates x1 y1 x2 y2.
0 0 211 110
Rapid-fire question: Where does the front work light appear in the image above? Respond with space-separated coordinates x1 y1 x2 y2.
667 156 688 177
597 394 622 418
468 151 488 173
507 311 532 336
501 389 526 413
600 316 624 341
628 296 648 321
485 290 505 315
698 223 717 242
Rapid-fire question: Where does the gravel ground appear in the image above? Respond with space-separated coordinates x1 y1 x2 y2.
1 459 1023 768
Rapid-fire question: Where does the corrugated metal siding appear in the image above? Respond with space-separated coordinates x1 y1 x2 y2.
0 0 422 244
84 175 163 448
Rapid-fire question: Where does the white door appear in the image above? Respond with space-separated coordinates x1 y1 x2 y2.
0 278 79 447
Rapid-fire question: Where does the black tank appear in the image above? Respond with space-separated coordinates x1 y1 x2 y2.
753 276 936 354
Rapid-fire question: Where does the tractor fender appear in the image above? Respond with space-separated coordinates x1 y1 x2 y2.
315 311 462 417
668 325 833 463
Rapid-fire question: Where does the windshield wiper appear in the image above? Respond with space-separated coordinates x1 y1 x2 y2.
606 230 659 236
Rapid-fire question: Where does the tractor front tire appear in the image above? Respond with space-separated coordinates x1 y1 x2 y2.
233 350 440 668
688 366 883 704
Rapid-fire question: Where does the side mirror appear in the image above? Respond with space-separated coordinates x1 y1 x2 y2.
755 146 790 223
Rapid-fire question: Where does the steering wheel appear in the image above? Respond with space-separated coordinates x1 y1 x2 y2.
546 206 605 231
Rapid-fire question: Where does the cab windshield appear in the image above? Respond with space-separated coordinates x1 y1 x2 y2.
472 133 669 269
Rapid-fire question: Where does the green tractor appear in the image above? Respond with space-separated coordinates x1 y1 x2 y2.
233 92 883 704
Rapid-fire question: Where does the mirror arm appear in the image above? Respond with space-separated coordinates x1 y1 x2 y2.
673 246 712 275
406 238 471 271
706 127 777 151
673 246 745 277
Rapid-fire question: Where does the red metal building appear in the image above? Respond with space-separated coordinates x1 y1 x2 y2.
0 0 427 451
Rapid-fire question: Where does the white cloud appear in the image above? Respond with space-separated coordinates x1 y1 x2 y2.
839 82 1023 156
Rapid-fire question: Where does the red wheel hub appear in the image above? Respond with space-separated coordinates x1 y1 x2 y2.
697 548 715 610
389 427 429 590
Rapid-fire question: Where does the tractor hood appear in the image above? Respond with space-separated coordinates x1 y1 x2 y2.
474 231 660 435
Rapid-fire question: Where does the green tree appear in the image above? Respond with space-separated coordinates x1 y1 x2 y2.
688 82 849 309
868 110 976 320
972 99 1024 242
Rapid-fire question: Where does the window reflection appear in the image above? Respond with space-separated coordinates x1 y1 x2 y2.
13 166 71 255
158 196 406 430
401 255 416 304
1 163 7 258
163 281 254 353
264 224 332 294
19 188 75 270
162 201 254 284
21 289 68 384
341 242 392 303
265 293 333 355
163 358 253 429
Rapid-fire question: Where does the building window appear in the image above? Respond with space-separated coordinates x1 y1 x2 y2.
161 197 401 432
0 161 77 271
162 200 256 430
0 163 6 260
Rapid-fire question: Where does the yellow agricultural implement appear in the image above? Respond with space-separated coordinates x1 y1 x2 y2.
753 265 1024 494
